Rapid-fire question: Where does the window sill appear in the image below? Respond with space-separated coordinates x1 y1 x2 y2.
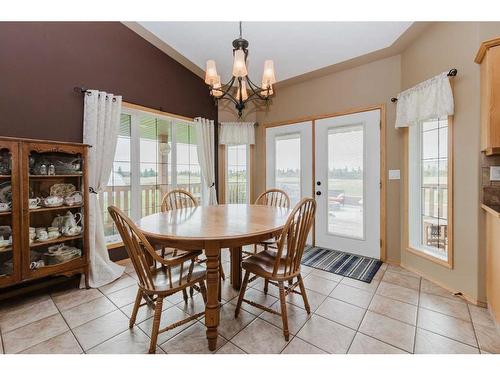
405 245 452 269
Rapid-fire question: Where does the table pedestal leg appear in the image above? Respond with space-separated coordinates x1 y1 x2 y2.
204 241 220 351
230 247 242 290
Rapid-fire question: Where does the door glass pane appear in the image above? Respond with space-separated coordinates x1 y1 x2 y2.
275 134 301 206
327 124 364 239
227 144 248 203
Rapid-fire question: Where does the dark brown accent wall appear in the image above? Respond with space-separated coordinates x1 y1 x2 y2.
0 22 217 142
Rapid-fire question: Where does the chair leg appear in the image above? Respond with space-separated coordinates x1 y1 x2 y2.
189 286 195 298
253 244 258 254
297 274 311 314
129 289 143 328
199 280 207 303
264 279 269 294
234 270 250 318
182 288 189 303
149 296 163 354
278 281 290 341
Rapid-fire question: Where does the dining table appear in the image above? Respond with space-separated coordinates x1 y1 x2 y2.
136 203 290 351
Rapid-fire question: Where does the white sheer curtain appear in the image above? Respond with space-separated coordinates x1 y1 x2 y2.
395 71 454 128
219 122 255 145
194 117 218 205
82 90 125 288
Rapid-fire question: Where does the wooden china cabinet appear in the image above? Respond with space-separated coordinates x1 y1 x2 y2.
0 137 90 290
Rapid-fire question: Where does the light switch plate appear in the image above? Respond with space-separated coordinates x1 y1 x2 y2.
388 169 401 180
491 166 500 181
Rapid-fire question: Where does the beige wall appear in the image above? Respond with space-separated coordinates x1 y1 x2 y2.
255 55 402 261
251 22 500 303
400 22 500 303
216 23 500 303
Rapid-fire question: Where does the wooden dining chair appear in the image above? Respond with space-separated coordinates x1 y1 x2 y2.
249 189 291 255
234 197 316 341
160 189 225 288
108 205 207 354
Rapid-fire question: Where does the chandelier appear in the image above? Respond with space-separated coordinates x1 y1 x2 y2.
204 22 276 117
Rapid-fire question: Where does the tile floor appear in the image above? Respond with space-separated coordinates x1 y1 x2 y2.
1 253 500 354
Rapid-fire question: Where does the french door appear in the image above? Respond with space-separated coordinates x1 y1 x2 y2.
265 110 381 259
314 110 380 258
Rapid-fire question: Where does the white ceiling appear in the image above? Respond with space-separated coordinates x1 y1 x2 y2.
138 22 413 83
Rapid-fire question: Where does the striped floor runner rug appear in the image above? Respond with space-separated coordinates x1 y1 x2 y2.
301 246 382 283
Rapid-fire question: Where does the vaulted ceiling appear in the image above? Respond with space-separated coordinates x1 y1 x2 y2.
136 22 413 83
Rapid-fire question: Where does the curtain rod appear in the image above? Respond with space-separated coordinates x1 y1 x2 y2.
390 69 458 103
74 86 118 102
73 86 195 122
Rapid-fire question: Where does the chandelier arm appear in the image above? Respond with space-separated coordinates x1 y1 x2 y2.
217 90 240 106
244 90 268 102
245 76 271 100
220 76 236 90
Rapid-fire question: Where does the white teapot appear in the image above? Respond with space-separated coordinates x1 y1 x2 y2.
52 211 82 232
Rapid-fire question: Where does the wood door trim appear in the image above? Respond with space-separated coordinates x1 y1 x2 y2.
263 104 387 261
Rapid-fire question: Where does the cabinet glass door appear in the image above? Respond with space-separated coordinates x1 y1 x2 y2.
22 143 87 279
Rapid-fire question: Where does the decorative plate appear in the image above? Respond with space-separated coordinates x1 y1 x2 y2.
50 183 76 198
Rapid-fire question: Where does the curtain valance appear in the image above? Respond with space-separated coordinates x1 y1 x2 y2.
219 122 255 145
395 72 454 128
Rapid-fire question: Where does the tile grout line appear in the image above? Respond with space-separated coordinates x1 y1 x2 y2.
415 326 480 350
466 303 482 352
0 324 4 354
412 276 422 354
345 266 387 354
50 293 82 349
17 294 82 354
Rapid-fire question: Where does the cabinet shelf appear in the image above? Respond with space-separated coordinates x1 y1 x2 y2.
0 211 11 216
29 204 83 213
0 175 11 179
30 234 83 248
0 246 12 253
29 174 83 178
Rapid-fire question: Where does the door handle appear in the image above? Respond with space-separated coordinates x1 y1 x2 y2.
316 191 321 196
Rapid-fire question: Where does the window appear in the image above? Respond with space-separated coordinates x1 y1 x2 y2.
101 106 203 244
407 117 452 265
226 144 249 203
275 133 301 206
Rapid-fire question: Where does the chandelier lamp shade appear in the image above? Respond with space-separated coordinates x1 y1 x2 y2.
204 22 276 117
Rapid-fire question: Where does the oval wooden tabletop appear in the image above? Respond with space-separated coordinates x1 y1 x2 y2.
136 204 290 241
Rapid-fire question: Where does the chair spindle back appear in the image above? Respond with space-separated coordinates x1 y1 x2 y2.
273 198 316 277
161 189 198 212
255 188 290 209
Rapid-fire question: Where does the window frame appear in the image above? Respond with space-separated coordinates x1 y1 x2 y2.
105 104 203 247
404 116 453 268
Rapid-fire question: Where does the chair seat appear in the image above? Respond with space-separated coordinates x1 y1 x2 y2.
242 249 292 280
144 263 206 294
259 238 278 248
